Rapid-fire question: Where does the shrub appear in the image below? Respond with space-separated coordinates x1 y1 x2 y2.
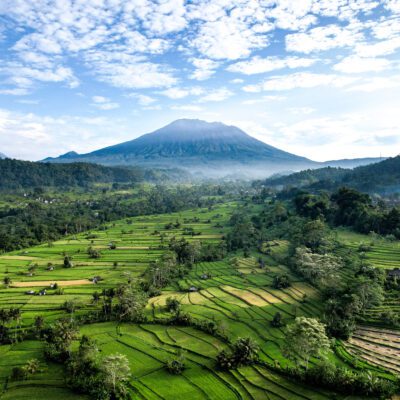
272 274 291 289
11 366 28 381
165 350 186 375
165 297 181 313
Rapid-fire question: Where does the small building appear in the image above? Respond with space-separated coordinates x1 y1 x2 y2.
25 290 35 295
38 289 46 296
47 266 54 271
189 286 198 292
200 274 209 280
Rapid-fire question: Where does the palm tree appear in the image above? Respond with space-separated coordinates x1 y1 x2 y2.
25 359 40 375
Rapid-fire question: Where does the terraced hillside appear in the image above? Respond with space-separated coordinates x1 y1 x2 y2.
0 203 233 327
336 229 400 382
337 230 400 270
0 205 396 399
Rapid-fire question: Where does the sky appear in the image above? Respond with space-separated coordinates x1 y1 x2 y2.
0 0 400 162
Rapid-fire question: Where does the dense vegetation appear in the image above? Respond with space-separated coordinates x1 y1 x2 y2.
0 159 146 189
0 167 399 399
262 155 400 195
0 184 227 252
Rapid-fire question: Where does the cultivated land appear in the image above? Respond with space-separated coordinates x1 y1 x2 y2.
335 230 400 377
0 203 399 399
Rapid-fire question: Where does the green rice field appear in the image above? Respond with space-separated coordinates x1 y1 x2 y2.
0 205 397 399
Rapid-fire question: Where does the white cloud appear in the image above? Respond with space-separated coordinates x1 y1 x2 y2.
347 75 400 91
355 37 400 57
286 24 364 54
198 88 233 102
85 53 177 89
243 72 357 92
130 94 157 106
188 2 272 60
190 58 220 80
0 88 30 96
311 0 380 20
242 95 286 105
227 56 318 75
170 104 203 111
384 0 400 14
288 106 315 115
91 96 119 110
267 106 400 161
0 108 131 160
230 78 244 84
159 86 204 99
333 55 392 73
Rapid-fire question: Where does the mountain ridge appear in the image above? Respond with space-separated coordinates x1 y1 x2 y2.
44 119 384 178
263 155 400 194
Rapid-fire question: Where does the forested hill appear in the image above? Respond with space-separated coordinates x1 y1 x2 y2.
263 156 400 194
0 159 145 189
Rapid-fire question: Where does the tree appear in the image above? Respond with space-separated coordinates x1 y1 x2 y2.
102 353 130 394
45 320 77 361
231 337 259 366
352 277 384 312
34 315 44 337
87 246 101 259
165 297 181 313
25 359 40 375
165 349 186 374
271 312 283 328
11 366 28 381
114 285 147 322
283 317 331 369
295 247 342 286
64 256 73 268
300 219 329 252
3 276 11 287
216 337 259 370
272 274 291 289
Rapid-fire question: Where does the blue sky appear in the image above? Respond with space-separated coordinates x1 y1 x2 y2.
0 0 399 161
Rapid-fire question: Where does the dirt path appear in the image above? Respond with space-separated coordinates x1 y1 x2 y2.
11 279 93 287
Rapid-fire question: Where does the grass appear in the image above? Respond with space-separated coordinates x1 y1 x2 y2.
0 207 396 399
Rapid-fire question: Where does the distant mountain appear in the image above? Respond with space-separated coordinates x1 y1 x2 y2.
45 119 384 178
0 153 8 159
45 119 315 178
263 155 400 194
321 157 386 169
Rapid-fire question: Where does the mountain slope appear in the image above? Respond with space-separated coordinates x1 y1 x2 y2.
45 119 314 177
0 153 7 159
264 155 400 194
45 119 383 178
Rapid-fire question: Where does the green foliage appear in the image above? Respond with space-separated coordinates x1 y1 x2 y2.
272 274 291 289
165 297 181 313
0 159 144 190
67 337 130 400
216 337 259 370
165 350 186 375
44 320 78 362
287 360 399 399
11 366 28 381
294 247 342 287
283 317 331 369
114 285 148 322
271 312 284 328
